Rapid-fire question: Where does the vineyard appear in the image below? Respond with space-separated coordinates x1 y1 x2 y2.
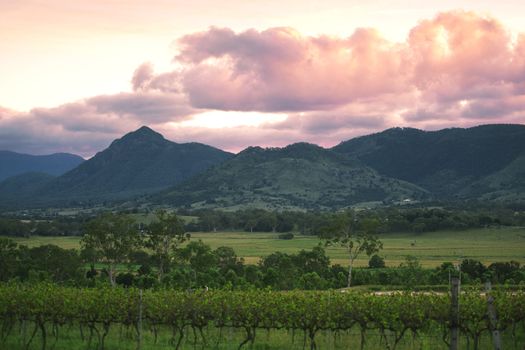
0 284 524 350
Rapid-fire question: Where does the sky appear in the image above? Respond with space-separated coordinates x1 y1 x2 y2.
1 0 525 157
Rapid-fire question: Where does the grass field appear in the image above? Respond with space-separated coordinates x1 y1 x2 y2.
6 227 525 267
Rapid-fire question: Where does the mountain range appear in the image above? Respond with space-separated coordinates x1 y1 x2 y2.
1 124 524 210
332 124 525 199
0 151 84 181
0 127 232 207
156 143 427 210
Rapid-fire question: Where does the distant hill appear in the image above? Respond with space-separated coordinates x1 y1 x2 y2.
0 126 233 207
460 153 525 201
156 142 428 210
1 124 524 210
0 151 84 181
332 124 525 200
0 172 56 204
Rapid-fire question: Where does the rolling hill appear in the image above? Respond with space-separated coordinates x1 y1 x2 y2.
156 142 428 210
0 126 233 206
0 151 84 181
1 123 525 210
332 124 525 200
0 172 56 204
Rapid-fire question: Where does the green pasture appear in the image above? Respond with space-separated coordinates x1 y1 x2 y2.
6 227 525 267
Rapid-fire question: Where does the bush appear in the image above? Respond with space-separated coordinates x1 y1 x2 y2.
278 233 294 240
116 272 135 287
368 254 385 268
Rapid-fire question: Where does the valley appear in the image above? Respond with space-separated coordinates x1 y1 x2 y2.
7 226 525 268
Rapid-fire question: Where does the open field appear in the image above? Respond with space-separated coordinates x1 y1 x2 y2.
5 227 525 267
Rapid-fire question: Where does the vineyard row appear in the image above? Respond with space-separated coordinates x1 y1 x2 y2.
0 284 524 349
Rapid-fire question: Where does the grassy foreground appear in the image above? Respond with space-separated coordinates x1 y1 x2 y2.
6 227 525 267
3 324 520 350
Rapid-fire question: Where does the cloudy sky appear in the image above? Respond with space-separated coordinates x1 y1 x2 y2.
1 0 525 157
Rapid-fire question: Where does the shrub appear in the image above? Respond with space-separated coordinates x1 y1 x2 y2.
368 254 385 268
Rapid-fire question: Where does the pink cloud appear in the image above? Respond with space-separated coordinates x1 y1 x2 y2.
173 26 409 111
0 91 197 157
131 62 155 91
407 11 523 113
2 11 525 157
132 63 181 93
136 10 525 126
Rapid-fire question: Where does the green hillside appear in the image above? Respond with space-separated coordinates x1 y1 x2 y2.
0 151 84 181
461 153 525 201
0 172 55 206
2 124 525 210
332 124 525 200
157 143 428 210
0 126 233 207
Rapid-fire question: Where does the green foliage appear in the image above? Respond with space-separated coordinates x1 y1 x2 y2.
145 210 188 281
0 238 18 281
0 215 86 237
0 172 56 205
399 256 425 288
333 124 525 201
26 244 83 283
320 211 383 287
80 213 140 286
489 261 521 284
2 231 525 289
159 142 428 210
460 259 488 281
0 150 83 182
0 126 232 208
0 238 84 284
3 125 525 211
0 285 524 349
368 254 385 268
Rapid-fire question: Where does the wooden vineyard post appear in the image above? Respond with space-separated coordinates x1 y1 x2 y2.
450 277 460 350
137 289 143 350
484 282 502 350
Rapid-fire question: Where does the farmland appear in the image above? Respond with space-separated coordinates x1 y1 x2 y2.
6 226 525 267
1 284 524 350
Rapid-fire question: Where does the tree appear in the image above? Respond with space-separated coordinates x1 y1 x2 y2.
145 210 188 281
214 246 244 275
460 258 487 281
0 238 19 281
368 254 385 268
399 255 424 287
178 240 217 273
199 211 221 232
27 245 82 282
489 261 520 283
259 252 298 290
294 246 331 277
81 213 140 287
320 211 382 287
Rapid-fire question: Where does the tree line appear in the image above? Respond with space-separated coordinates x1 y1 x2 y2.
182 206 525 234
1 205 524 238
1 211 523 290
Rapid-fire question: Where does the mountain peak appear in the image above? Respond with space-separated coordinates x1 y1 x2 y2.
127 126 165 140
284 142 324 151
109 126 168 149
